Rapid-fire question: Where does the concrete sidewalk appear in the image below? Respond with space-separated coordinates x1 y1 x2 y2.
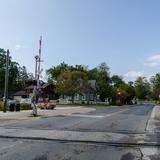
146 105 160 132
0 106 95 120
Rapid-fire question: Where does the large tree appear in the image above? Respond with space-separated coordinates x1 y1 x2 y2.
0 48 30 95
47 62 88 81
150 73 160 100
111 75 125 87
87 62 112 101
0 49 6 92
56 71 90 103
134 77 151 100
116 83 135 105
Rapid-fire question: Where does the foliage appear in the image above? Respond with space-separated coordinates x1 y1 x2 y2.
134 77 151 100
47 62 137 104
150 73 160 100
0 48 31 94
116 83 135 105
0 101 3 110
111 75 125 87
0 101 31 111
20 103 32 110
56 71 90 103
88 62 111 101
96 80 112 101
47 62 88 81
0 101 9 111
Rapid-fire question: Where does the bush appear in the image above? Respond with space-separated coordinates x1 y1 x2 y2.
0 101 10 111
0 101 3 111
155 101 160 105
20 103 32 110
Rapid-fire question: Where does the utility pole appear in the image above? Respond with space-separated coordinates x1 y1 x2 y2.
32 36 43 116
3 49 9 113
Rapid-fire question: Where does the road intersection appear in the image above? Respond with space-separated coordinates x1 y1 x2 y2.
0 104 159 159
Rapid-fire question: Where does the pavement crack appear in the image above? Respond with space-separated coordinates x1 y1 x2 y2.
138 148 143 160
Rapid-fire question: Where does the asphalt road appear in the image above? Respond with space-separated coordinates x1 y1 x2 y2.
0 104 159 160
4 104 153 133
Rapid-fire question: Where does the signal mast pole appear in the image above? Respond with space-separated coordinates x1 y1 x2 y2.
35 36 42 89
37 36 42 85
32 36 42 116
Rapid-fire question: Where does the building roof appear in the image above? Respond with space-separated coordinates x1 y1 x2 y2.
13 90 29 96
13 83 55 96
42 83 55 89
25 83 55 90
25 85 35 90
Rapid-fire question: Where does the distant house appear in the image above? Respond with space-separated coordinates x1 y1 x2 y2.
59 80 97 103
13 90 30 103
13 82 56 103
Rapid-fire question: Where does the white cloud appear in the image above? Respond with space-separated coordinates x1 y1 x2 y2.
124 71 144 82
14 44 24 51
124 71 144 78
146 75 153 82
144 54 160 67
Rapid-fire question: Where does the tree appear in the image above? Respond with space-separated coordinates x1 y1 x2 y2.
96 80 112 102
47 62 69 80
134 77 151 100
0 48 30 95
87 62 112 102
56 71 90 103
111 75 125 87
0 49 6 92
47 62 88 81
150 73 160 100
116 83 135 105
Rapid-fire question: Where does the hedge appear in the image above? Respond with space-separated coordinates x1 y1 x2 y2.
20 103 32 110
0 101 31 111
0 101 3 111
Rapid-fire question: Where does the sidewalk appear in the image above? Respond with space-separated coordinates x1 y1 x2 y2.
0 106 96 120
146 105 160 132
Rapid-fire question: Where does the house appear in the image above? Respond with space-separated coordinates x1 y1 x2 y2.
59 80 97 104
13 82 56 103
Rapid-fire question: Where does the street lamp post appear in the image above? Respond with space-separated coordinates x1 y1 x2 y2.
3 49 9 113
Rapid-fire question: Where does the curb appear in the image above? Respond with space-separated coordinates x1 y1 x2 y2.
146 106 160 132
0 135 160 147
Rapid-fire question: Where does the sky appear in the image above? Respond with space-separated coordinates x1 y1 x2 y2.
0 0 160 82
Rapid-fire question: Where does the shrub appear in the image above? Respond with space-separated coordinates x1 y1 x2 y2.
0 101 9 111
0 101 3 111
20 103 32 110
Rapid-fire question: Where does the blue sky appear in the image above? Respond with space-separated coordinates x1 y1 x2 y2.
1 0 160 81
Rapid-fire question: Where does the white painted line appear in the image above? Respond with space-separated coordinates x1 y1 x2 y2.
69 114 104 118
104 108 131 118
69 108 131 118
